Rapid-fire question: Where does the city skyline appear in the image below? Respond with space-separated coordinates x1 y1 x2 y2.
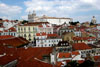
0 0 100 23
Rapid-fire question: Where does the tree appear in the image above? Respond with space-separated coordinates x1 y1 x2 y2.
69 21 80 26
65 61 79 67
79 60 94 67
0 18 3 21
22 20 28 24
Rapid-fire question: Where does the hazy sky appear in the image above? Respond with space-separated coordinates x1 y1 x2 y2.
0 0 100 23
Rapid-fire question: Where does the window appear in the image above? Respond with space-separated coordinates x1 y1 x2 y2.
11 33 13 36
45 40 46 42
24 34 26 37
21 28 23 31
49 40 50 42
29 34 31 37
18 28 20 30
14 33 15 36
24 28 26 32
49 44 50 46
28 27 30 30
49 32 51 34
41 45 43 47
37 40 39 42
45 44 46 47
33 27 34 30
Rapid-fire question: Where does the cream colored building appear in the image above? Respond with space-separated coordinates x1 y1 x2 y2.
28 11 73 25
17 23 38 41
17 22 51 42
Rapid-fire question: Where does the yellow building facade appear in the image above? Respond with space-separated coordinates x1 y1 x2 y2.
17 25 37 42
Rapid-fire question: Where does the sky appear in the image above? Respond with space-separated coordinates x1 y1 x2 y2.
0 0 100 23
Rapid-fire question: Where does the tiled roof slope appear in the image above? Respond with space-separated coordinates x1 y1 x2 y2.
72 43 92 50
0 36 29 47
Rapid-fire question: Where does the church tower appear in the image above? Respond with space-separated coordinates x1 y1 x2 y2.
91 16 96 24
32 10 36 22
28 10 37 22
32 10 36 17
28 11 32 22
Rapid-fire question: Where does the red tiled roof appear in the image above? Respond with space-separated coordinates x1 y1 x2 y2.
73 37 96 40
4 19 9 22
38 24 50 28
17 58 53 67
0 54 17 65
8 27 16 32
0 30 3 32
36 33 60 38
56 62 63 67
4 30 8 32
0 35 14 39
0 47 53 66
58 52 71 58
36 32 46 36
0 25 5 28
78 60 84 64
94 56 100 61
0 45 7 55
21 22 49 26
72 51 80 55
0 37 29 47
46 25 50 27
0 47 18 65
72 43 92 50
68 26 75 29
47 34 59 37
38 25 43 27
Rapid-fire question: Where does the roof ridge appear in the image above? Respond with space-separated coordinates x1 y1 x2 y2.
17 37 27 43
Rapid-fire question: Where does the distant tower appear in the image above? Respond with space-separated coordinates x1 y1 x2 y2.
28 10 37 22
32 10 36 22
32 10 36 17
28 11 31 22
91 16 96 24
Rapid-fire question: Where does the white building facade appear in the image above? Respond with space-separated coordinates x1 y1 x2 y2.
28 11 73 25
37 24 53 34
35 33 62 47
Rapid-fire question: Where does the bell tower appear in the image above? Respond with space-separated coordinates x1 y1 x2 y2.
32 10 36 17
28 11 31 22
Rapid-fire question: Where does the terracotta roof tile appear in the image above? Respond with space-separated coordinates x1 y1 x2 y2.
72 43 92 50
20 22 49 26
38 25 43 27
72 51 80 55
94 56 100 61
47 34 59 37
0 37 29 47
0 47 54 66
36 32 46 36
58 52 71 58
73 37 96 40
0 35 14 39
8 27 16 32
0 55 17 65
